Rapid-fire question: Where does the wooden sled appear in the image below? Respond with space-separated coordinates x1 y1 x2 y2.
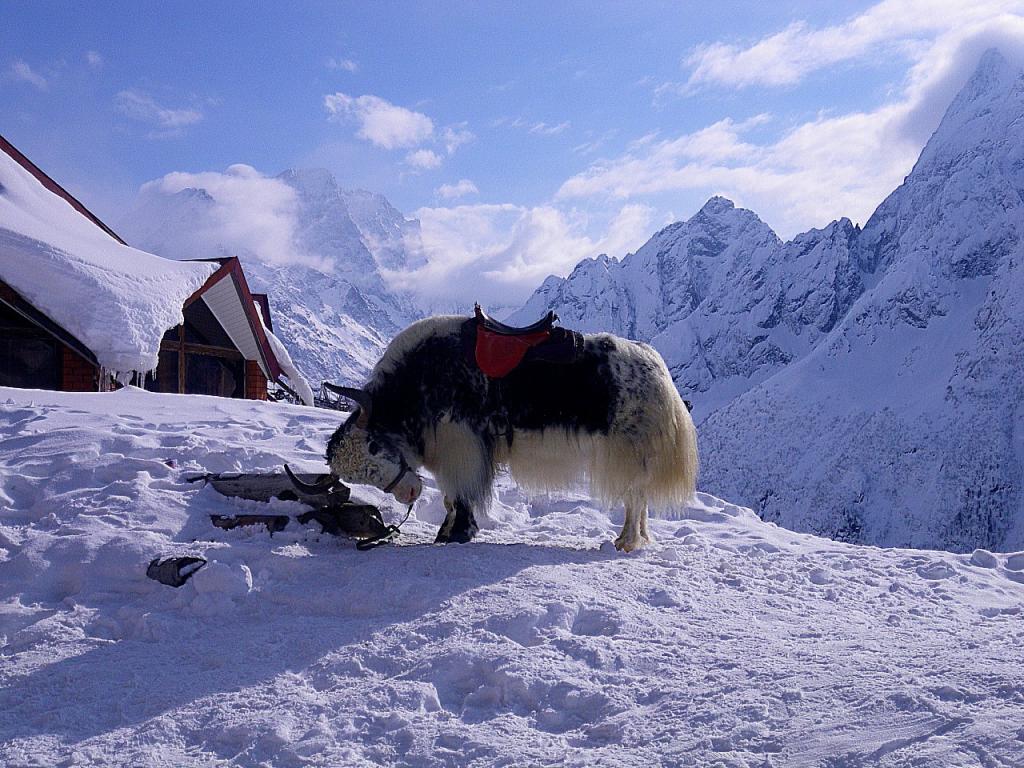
186 471 389 541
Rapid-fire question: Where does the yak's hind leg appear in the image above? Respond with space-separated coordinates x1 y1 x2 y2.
614 494 649 553
436 495 479 544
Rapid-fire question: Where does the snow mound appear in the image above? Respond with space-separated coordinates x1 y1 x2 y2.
1 387 1021 766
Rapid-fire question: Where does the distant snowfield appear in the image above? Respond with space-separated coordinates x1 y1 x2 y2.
1 388 1022 767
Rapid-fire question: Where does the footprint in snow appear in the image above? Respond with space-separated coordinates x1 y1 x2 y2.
571 607 621 637
808 567 832 585
645 588 681 608
915 562 956 581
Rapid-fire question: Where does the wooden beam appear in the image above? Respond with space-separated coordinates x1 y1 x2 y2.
161 339 244 361
177 325 185 394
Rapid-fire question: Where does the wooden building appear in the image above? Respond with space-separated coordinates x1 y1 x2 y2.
0 134 287 400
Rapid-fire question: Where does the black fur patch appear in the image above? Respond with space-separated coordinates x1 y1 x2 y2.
368 328 492 454
327 318 625 543
497 335 618 435
367 322 618 448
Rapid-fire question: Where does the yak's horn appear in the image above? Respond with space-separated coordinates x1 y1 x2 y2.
323 383 372 427
284 464 338 496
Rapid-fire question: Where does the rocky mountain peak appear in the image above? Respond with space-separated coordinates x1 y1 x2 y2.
915 48 1021 171
697 195 735 215
177 187 214 204
275 167 339 199
858 48 1024 284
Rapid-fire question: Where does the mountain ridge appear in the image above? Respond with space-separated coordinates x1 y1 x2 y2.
513 48 1024 551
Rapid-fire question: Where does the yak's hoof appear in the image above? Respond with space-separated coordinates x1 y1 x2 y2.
435 524 478 544
614 535 644 553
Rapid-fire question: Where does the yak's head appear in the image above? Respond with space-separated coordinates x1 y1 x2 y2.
323 387 423 505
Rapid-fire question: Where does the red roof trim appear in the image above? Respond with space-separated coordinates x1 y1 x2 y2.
0 134 127 245
251 293 273 332
184 257 284 381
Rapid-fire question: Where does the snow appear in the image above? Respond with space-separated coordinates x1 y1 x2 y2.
512 48 1024 554
262 325 314 406
0 149 217 374
2 386 1022 766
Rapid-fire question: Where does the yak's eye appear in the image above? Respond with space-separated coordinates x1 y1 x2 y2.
367 441 381 456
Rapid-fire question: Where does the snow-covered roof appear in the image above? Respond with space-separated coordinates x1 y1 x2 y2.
0 136 217 374
187 256 314 403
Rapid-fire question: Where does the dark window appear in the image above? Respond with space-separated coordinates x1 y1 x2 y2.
182 300 234 347
0 303 60 389
185 353 243 398
148 298 247 398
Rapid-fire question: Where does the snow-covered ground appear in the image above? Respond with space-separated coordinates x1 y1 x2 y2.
1 387 1022 767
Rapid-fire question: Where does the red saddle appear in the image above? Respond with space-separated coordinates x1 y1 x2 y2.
473 305 555 378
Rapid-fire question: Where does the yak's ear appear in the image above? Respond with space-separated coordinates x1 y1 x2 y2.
324 383 373 427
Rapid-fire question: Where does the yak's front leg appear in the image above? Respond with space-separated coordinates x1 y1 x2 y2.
436 495 479 544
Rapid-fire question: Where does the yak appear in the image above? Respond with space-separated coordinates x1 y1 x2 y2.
302 313 697 552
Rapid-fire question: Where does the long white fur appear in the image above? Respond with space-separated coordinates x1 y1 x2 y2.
494 338 698 509
359 316 698 552
422 420 492 505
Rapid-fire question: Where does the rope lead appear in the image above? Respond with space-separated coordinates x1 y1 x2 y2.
356 501 415 551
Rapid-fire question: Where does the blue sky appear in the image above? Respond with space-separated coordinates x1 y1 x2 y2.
4 1 1024 303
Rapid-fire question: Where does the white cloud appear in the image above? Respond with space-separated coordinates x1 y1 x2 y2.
684 0 1023 89
436 179 479 199
324 92 434 149
406 148 442 169
385 202 653 305
326 57 358 72
442 124 475 154
115 89 203 136
573 129 619 156
322 93 473 170
139 165 324 270
529 121 571 136
86 51 103 69
494 116 571 137
561 18 1024 237
10 60 47 90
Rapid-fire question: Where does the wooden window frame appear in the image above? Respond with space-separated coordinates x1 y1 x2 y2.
158 327 244 395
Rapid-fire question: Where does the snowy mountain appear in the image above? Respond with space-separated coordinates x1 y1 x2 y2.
513 49 1024 553
120 168 422 387
511 198 863 415
2 386 1022 766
